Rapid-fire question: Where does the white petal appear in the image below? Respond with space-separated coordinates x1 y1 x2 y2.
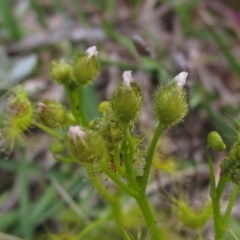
173 71 188 87
68 126 86 145
123 71 132 87
38 102 46 113
85 46 98 60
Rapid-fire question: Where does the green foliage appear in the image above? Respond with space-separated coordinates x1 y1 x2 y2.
2 1 240 235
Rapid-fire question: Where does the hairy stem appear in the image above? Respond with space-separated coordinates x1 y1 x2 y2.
206 147 223 240
141 122 164 193
221 184 239 238
101 164 138 198
136 193 162 240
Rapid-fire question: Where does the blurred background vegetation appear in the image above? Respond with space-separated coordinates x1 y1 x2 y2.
1 0 240 239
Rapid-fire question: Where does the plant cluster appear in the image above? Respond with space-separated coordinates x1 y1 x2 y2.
1 46 240 240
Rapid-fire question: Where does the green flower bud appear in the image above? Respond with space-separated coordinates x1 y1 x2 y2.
2 85 34 151
101 120 127 145
154 72 188 127
99 101 110 115
50 59 71 84
67 126 108 164
49 142 65 154
88 118 103 131
220 140 240 185
110 71 143 123
207 131 226 151
38 100 68 128
89 117 126 150
231 168 240 185
72 46 100 85
220 157 234 178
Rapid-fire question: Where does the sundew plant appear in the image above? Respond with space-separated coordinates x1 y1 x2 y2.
1 46 240 240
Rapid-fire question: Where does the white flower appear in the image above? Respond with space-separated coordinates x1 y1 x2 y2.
38 102 46 113
173 72 188 87
85 46 98 60
123 71 132 87
68 126 86 145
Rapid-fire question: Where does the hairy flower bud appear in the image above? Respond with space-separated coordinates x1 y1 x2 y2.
154 72 188 127
110 71 143 123
207 131 226 151
72 46 100 85
173 198 212 230
38 100 69 128
99 101 110 116
2 85 33 150
173 71 188 87
50 59 71 84
220 140 240 185
67 126 108 164
49 141 65 154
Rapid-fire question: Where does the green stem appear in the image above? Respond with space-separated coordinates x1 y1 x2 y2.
53 155 76 163
136 194 162 240
141 122 164 193
64 85 82 124
216 174 227 197
197 229 203 240
206 147 222 240
206 148 217 198
77 85 87 127
122 131 139 190
101 164 138 198
34 122 63 141
113 145 125 176
221 184 239 237
88 171 129 240
89 170 115 203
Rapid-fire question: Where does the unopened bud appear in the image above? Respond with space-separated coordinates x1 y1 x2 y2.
50 59 71 84
154 73 188 127
123 71 132 88
173 71 188 87
72 46 100 85
110 71 143 123
38 100 68 128
67 126 108 164
49 142 65 154
207 131 226 151
99 101 110 115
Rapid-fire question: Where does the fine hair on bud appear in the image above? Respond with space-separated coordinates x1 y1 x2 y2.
110 71 143 123
2 85 34 151
38 100 69 129
50 59 72 84
220 140 240 185
72 46 100 85
67 126 108 165
154 73 188 127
